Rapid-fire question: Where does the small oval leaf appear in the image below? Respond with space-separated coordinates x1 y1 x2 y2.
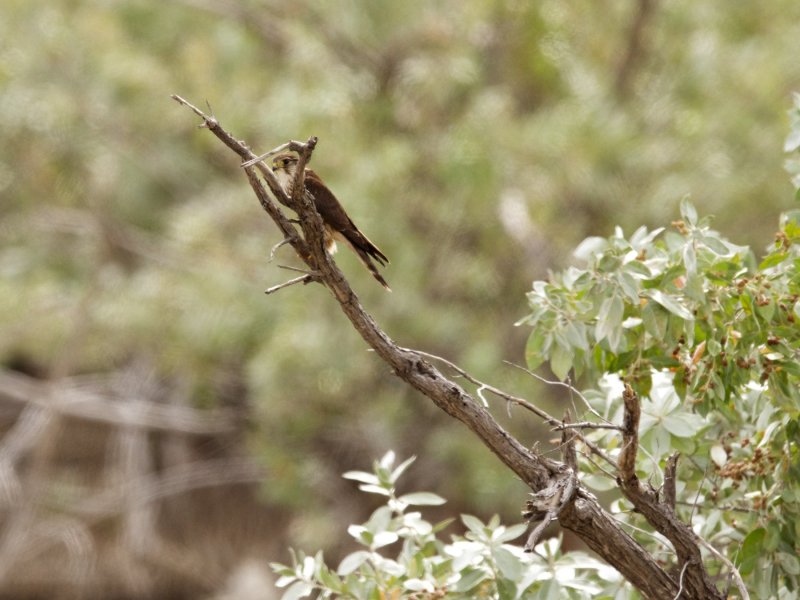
398 492 447 506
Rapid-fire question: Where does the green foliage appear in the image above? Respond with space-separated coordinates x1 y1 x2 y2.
272 452 626 599
521 200 800 594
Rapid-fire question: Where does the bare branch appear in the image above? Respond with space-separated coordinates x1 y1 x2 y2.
265 275 317 295
291 136 318 208
278 264 319 276
618 383 640 482
519 411 579 552
173 98 731 599
617 385 724 600
408 348 618 470
663 452 680 510
503 360 613 425
523 470 576 552
561 410 577 472
673 562 690 600
241 139 312 168
269 237 293 262
173 99 567 484
0 369 236 435
696 536 750 600
171 94 210 121
553 422 622 431
409 349 557 423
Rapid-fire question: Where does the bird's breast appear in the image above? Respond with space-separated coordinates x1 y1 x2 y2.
273 168 295 194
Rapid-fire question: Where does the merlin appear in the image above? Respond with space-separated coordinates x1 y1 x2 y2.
270 153 391 291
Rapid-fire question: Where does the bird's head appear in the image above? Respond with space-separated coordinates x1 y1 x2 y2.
272 153 299 175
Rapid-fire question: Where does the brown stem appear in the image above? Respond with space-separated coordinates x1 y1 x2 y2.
617 385 724 599
664 452 680 510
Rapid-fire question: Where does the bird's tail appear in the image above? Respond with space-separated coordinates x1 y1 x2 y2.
343 239 391 291
358 249 391 291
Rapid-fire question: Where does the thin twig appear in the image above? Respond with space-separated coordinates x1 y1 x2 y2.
241 142 292 168
695 536 750 600
673 562 689 600
554 422 622 431
171 94 209 121
689 465 709 522
503 360 613 425
265 275 316 295
240 139 314 168
476 385 490 408
269 238 293 262
581 450 617 481
674 500 755 514
407 348 618 470
408 349 555 422
613 515 673 550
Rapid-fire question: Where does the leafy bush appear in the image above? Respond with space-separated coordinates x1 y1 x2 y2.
520 197 800 597
272 452 625 599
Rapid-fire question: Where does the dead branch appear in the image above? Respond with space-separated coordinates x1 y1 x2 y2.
0 369 236 436
554 421 622 431
503 360 613 425
265 274 318 295
522 410 580 551
619 383 640 482
617 385 724 599
406 348 617 470
4 458 264 572
523 470 575 552
173 97 730 599
663 452 679 510
561 410 578 472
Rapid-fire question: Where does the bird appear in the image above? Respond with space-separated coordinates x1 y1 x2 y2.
270 153 391 291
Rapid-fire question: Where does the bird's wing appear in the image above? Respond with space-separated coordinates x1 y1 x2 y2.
304 170 389 267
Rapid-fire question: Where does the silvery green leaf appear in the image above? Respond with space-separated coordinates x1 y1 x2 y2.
398 491 446 506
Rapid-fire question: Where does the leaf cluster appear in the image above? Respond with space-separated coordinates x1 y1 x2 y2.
521 200 800 593
272 452 624 599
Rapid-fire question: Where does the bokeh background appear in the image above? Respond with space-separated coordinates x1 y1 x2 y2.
2 0 800 598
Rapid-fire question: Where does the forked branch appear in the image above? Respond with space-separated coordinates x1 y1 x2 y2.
173 95 730 600
618 385 725 600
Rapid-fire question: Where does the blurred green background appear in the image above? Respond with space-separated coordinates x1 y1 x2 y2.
1 0 799 597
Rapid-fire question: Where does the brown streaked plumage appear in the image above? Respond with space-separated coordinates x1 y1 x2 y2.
271 153 391 291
